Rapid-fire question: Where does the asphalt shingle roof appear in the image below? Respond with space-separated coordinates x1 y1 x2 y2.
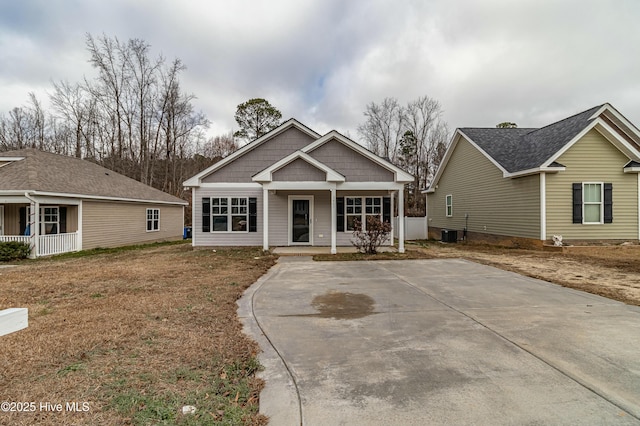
460 105 603 173
0 149 185 204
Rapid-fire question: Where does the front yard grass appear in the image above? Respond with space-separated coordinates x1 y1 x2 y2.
0 243 277 425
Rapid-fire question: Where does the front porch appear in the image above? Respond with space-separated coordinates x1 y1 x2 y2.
0 199 81 257
272 245 398 255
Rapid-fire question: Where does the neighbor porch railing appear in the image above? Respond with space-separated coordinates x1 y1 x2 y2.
38 232 79 256
0 233 79 256
0 235 30 244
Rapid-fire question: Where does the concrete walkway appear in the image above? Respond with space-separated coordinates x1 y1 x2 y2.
238 258 640 425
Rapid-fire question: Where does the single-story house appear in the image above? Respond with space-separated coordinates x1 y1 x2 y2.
183 119 414 253
0 149 187 257
424 103 640 246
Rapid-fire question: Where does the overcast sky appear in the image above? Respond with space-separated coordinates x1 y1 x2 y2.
1 0 640 142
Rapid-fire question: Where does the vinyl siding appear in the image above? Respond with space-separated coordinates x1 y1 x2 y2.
201 127 316 183
268 191 333 246
308 139 395 182
336 190 393 246
272 159 326 181
193 187 263 246
82 201 183 249
427 137 540 239
546 129 639 239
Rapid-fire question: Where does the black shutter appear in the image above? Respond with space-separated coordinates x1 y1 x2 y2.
249 197 257 232
202 198 211 232
572 183 582 224
336 197 344 232
59 207 67 233
604 183 613 223
19 207 27 235
383 196 391 223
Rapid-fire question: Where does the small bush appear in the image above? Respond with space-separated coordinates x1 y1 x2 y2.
0 241 31 261
351 216 392 254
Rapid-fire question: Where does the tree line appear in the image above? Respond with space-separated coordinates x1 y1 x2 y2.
1 34 450 215
0 34 232 199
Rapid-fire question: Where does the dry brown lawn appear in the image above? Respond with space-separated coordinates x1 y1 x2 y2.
414 241 640 306
0 243 277 425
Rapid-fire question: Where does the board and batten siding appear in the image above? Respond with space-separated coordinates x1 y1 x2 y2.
428 137 540 239
546 129 639 240
202 127 316 183
194 187 263 246
82 201 183 249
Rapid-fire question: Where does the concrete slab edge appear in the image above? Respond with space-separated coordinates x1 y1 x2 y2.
237 262 302 426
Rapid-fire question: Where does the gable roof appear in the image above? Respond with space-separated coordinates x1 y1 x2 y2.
428 103 640 191
183 118 320 187
303 131 414 182
184 120 414 186
0 149 186 205
252 151 345 182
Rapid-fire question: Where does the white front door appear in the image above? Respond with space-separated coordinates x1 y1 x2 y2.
289 196 314 245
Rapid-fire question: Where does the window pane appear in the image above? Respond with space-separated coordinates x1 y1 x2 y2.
584 184 601 202
346 216 358 231
232 216 247 231
212 198 220 206
213 216 228 231
584 204 601 223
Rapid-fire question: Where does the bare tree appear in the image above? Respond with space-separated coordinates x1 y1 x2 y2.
357 97 404 162
358 95 450 215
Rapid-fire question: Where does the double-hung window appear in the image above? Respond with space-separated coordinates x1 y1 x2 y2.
572 182 612 224
445 195 453 217
583 183 603 224
211 197 248 232
345 196 383 231
146 208 160 231
345 197 362 231
42 206 59 235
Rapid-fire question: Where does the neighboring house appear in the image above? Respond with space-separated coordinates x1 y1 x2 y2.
184 119 414 253
424 103 640 246
0 149 187 257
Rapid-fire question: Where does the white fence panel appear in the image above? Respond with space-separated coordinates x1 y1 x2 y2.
394 216 427 240
38 232 79 256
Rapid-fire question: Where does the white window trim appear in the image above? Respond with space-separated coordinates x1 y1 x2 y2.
210 196 249 233
343 196 383 232
146 208 160 232
445 194 453 217
582 182 604 225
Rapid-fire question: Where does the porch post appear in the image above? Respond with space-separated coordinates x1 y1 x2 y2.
398 187 405 253
77 200 83 251
32 200 40 258
262 188 269 251
330 187 337 254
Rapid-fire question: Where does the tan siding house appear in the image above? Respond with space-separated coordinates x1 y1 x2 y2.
0 149 186 257
184 119 414 253
425 104 640 245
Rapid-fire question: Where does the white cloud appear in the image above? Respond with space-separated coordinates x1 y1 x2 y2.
2 0 640 142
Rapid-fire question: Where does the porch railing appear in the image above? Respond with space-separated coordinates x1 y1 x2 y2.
38 232 79 256
0 235 30 244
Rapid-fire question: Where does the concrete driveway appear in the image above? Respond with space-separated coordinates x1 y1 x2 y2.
238 258 640 425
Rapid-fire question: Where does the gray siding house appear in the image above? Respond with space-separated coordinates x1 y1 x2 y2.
0 149 187 257
425 103 640 245
184 119 414 253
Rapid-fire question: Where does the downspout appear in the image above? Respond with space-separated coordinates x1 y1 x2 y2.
24 192 39 258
